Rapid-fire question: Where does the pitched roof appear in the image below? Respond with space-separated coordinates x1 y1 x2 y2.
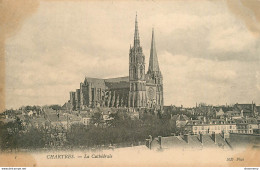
84 76 130 89
104 76 129 83
171 114 189 121
256 106 260 113
234 103 255 112
156 134 230 150
214 107 233 113
159 136 187 148
84 77 105 86
226 133 260 149
105 81 130 89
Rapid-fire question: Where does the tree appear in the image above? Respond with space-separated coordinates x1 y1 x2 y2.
49 105 62 111
0 118 23 151
91 111 103 126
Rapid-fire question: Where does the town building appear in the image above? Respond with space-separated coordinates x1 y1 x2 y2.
185 119 237 135
233 103 258 117
68 14 164 111
234 118 259 134
170 114 190 128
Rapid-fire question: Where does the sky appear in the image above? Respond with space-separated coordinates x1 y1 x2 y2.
4 0 260 109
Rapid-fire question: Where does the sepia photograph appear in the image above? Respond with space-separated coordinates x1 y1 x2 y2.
0 0 260 167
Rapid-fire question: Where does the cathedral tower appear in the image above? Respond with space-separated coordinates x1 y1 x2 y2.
129 14 147 108
147 28 164 109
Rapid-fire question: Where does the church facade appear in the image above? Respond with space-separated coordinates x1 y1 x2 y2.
69 15 163 110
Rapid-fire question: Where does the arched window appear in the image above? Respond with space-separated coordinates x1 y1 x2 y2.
130 67 134 79
134 66 137 79
140 65 144 79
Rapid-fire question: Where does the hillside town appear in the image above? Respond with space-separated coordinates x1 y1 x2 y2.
1 102 260 151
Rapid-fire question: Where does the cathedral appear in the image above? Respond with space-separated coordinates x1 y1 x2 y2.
69 15 164 110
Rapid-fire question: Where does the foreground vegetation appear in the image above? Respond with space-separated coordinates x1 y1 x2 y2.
0 110 176 151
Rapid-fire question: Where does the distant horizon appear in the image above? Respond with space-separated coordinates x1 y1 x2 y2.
5 1 260 109
4 101 260 110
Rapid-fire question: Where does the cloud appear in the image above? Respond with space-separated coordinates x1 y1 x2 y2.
208 26 257 53
4 0 260 108
160 51 259 106
154 6 260 62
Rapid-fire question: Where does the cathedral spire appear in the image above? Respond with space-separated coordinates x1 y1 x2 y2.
148 28 160 73
134 13 140 47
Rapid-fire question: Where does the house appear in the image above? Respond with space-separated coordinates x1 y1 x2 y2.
67 113 82 125
215 107 225 118
255 106 260 115
163 105 179 115
80 112 92 126
82 117 92 125
224 110 241 119
185 118 236 135
214 106 233 118
170 114 189 128
233 103 257 117
234 118 258 134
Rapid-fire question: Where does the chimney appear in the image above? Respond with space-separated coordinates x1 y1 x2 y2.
184 134 189 143
146 135 153 149
199 133 203 144
221 131 225 140
145 139 151 149
158 136 162 149
149 135 153 141
212 132 216 143
252 101 255 116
